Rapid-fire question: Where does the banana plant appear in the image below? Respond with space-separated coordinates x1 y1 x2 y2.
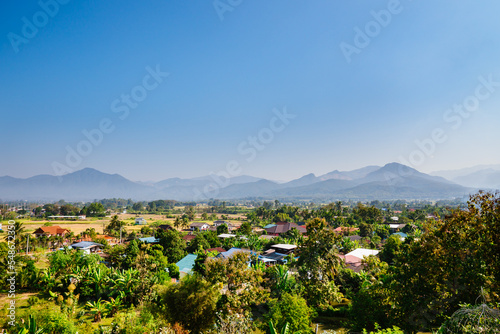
17 314 45 334
269 320 289 334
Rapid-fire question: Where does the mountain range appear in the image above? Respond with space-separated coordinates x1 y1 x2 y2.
0 162 489 202
431 165 500 189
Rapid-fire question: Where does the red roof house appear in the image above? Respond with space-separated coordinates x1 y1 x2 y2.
33 225 70 237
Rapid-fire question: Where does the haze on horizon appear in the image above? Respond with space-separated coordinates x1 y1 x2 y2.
1 1 500 182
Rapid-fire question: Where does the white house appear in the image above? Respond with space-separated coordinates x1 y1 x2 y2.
189 222 209 231
135 217 147 225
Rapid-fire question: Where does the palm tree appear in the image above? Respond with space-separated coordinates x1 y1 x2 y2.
65 232 76 245
86 299 106 322
104 292 124 316
173 216 181 229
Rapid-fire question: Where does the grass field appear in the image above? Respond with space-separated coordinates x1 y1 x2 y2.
11 212 243 237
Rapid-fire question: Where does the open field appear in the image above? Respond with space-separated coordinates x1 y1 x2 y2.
10 213 243 237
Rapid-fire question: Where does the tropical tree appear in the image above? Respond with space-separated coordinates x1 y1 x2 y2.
267 293 312 333
162 274 220 332
296 218 344 310
86 298 106 322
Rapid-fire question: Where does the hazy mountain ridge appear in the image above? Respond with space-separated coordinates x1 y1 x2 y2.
0 164 478 201
431 165 500 189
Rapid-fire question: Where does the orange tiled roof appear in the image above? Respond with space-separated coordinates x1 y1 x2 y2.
34 225 69 236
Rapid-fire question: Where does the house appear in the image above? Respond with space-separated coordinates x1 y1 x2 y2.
264 222 306 236
259 250 288 265
217 247 255 259
338 254 364 272
33 225 70 237
271 244 297 255
346 248 379 259
213 220 229 227
176 254 198 277
189 222 209 231
138 237 159 244
217 233 237 239
135 217 147 225
158 224 175 231
338 248 380 272
388 223 406 233
346 235 362 242
78 234 119 245
206 247 226 254
70 241 103 254
183 234 196 242
392 232 407 240
209 222 238 232
333 226 359 235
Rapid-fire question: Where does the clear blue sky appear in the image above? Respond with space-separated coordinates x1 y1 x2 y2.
1 0 500 181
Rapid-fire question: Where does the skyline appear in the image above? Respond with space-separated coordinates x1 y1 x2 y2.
2 1 500 182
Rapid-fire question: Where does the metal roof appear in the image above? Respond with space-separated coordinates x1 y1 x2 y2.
70 241 103 249
176 254 198 274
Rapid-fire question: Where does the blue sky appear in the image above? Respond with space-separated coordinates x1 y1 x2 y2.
1 0 500 182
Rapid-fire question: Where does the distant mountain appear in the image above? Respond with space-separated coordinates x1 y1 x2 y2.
318 165 380 181
0 164 473 202
0 168 154 202
263 163 468 201
431 164 500 180
452 169 500 189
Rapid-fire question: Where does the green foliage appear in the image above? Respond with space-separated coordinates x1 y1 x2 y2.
437 302 500 334
157 229 186 263
27 296 41 307
297 218 343 310
104 215 126 237
267 293 312 333
216 223 229 235
162 274 220 333
378 234 402 265
239 221 253 235
388 192 500 332
362 323 404 334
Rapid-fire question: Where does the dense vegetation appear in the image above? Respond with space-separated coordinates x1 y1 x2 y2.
1 192 499 333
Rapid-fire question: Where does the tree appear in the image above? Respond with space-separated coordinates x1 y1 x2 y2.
84 203 105 217
157 230 186 263
379 235 402 265
185 206 196 221
104 215 126 237
238 222 252 236
267 293 312 334
216 223 229 235
359 222 374 238
296 218 343 310
86 298 106 322
204 251 266 314
162 274 220 333
388 192 500 332
132 202 143 212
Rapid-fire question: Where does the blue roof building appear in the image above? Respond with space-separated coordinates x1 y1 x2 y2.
176 254 198 277
217 247 256 259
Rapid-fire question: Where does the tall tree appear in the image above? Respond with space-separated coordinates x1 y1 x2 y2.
296 218 344 310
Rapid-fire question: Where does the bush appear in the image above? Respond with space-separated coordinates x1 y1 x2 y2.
27 296 40 307
362 323 404 334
